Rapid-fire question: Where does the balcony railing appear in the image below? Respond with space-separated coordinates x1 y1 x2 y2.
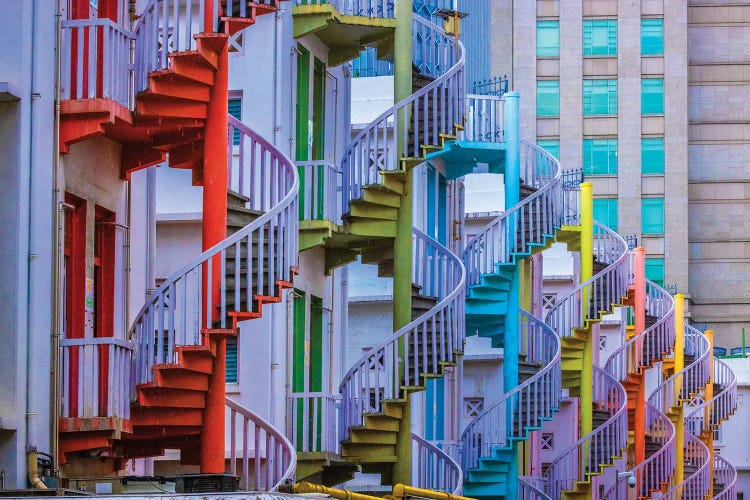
463 94 504 143
61 18 134 108
297 161 341 223
286 392 341 454
60 337 133 420
293 0 395 18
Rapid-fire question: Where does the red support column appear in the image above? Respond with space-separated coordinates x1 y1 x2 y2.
199 27 229 473
633 247 646 467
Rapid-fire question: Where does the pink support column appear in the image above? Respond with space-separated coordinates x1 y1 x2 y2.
633 247 646 467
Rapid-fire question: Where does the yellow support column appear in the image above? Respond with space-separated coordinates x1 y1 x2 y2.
673 294 685 487
579 183 593 500
705 328 715 497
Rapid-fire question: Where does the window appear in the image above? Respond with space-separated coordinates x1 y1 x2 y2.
541 433 554 450
642 198 664 234
599 336 607 350
645 257 664 287
641 19 664 55
537 80 560 117
583 20 617 56
583 79 617 115
464 398 484 417
537 21 560 57
642 79 664 115
642 138 665 174
226 336 238 383
593 198 618 232
537 140 560 160
543 293 557 309
583 139 618 175
228 94 242 145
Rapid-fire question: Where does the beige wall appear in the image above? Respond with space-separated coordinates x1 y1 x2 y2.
688 0 750 347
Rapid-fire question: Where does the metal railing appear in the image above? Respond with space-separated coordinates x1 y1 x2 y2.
604 280 676 384
471 76 509 97
341 14 465 209
61 18 134 108
544 222 629 337
546 366 628 498
685 358 738 439
226 397 296 491
661 433 710 500
293 0 395 18
286 392 341 454
411 433 463 495
712 454 738 500
463 140 567 287
460 310 561 475
339 228 465 436
518 476 552 500
130 114 299 390
462 94 504 143
60 337 133 420
134 0 210 94
297 161 341 222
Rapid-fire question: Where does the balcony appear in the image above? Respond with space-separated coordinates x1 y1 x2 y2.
297 161 346 256
292 0 396 66
58 337 133 461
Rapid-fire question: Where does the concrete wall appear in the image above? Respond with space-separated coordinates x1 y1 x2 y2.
687 1 750 347
0 0 56 487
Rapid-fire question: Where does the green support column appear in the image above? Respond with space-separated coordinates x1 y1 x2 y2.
392 0 413 486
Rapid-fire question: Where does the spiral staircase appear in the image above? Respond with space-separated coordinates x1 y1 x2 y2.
294 13 468 488
58 1 297 487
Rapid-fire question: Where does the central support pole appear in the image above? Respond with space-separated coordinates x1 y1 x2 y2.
577 182 594 500
200 11 229 472
633 247 646 469
704 328 715 497
672 293 685 487
503 91 520 500
392 0 413 485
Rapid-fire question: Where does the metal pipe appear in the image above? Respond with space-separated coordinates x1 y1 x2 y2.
50 0 65 475
273 6 284 146
391 483 474 500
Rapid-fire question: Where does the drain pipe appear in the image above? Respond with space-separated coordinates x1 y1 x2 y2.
273 6 284 146
49 0 65 478
26 413 46 490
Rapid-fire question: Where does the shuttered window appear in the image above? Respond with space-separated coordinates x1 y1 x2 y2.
229 97 242 145
226 336 238 383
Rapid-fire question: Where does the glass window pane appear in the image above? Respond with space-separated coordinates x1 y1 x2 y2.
593 198 618 232
537 80 560 117
642 198 665 234
641 19 664 55
583 139 617 175
537 140 560 160
583 79 617 115
642 78 664 115
583 20 617 56
645 257 665 286
642 138 665 174
537 21 560 57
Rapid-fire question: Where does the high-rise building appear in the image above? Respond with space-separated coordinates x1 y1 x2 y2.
488 0 749 347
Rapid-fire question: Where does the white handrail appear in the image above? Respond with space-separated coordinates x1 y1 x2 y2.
712 454 738 500
341 14 465 209
130 114 299 391
292 0 394 18
339 228 465 434
286 392 341 454
519 476 552 500
411 433 463 495
226 397 296 491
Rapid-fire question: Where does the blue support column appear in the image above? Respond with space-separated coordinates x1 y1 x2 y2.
503 91 521 500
